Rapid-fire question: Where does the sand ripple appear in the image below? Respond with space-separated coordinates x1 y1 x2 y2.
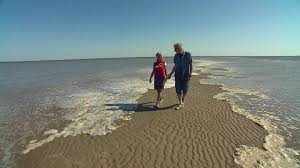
16 77 267 168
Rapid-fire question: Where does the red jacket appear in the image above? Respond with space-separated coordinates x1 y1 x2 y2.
153 60 167 80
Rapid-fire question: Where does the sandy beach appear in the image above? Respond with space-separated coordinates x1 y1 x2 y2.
16 75 268 168
2 1 300 167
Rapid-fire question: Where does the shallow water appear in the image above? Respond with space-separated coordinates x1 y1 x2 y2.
196 56 300 167
0 56 299 167
0 58 156 167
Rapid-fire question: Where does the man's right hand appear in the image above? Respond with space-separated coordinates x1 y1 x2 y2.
149 78 152 83
167 74 172 79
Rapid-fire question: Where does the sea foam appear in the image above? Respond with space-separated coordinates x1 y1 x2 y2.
23 79 151 154
214 88 300 167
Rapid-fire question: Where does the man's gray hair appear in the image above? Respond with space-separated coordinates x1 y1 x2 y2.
173 43 183 48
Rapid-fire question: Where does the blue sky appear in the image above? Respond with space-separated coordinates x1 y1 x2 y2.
0 0 299 61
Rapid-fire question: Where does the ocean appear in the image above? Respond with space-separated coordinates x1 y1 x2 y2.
0 56 299 167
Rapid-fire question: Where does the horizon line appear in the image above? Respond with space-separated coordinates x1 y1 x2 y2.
0 55 299 63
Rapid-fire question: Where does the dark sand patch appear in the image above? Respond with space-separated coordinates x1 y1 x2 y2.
211 68 229 71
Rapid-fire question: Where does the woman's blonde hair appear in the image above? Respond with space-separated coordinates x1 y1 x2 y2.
156 52 163 57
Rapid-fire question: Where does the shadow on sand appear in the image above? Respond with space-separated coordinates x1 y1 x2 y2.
105 101 177 112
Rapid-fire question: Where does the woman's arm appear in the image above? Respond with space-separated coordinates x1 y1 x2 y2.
149 65 154 83
164 62 167 77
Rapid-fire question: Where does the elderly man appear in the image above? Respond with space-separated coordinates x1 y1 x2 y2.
167 43 193 110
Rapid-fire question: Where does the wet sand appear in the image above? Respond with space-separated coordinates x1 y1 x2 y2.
16 76 267 168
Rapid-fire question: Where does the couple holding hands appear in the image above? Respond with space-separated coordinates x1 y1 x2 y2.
149 43 193 110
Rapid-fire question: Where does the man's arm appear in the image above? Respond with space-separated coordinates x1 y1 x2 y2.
167 56 176 79
167 65 175 79
188 63 193 80
188 54 193 80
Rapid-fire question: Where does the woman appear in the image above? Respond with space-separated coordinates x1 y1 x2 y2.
149 52 167 108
